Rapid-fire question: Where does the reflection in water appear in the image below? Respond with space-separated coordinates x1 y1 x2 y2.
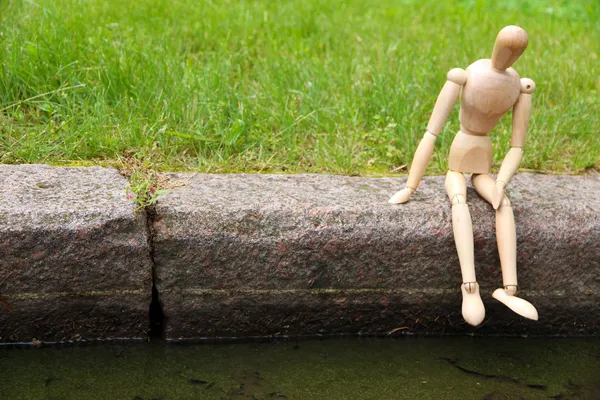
1 337 599 399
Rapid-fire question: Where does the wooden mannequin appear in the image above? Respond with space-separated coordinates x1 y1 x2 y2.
389 26 538 326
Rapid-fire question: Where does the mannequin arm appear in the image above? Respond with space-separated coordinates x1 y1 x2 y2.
389 68 467 204
492 78 535 209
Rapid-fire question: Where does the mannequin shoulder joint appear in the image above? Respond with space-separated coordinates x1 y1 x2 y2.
520 78 536 94
447 68 467 85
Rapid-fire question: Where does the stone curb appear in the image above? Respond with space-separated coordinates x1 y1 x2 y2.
1 166 599 343
154 173 600 339
0 165 152 342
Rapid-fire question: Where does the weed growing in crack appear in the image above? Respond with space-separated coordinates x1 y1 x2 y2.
117 149 186 210
128 179 167 210
117 151 166 210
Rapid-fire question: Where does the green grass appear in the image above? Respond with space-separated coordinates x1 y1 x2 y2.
1 0 599 175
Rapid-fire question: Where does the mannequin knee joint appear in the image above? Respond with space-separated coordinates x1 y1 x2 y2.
501 196 511 207
451 194 467 205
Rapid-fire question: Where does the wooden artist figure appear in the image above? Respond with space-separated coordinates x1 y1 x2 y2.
388 26 538 326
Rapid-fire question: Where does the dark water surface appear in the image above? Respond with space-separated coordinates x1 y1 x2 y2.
1 337 599 399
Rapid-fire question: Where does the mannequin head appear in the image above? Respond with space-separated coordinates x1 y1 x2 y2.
491 26 528 70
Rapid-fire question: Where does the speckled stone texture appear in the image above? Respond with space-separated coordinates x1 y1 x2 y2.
154 173 600 340
0 165 152 343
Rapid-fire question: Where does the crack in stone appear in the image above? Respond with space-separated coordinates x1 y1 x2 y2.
145 205 165 340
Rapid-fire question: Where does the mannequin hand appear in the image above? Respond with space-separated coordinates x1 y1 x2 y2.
492 181 505 209
388 187 415 204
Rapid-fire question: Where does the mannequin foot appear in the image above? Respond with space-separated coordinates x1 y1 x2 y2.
461 282 485 326
492 288 538 321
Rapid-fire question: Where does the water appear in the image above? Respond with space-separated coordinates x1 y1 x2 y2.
1 337 599 399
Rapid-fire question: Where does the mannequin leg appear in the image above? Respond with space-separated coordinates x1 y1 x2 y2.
472 173 538 321
471 173 517 288
445 170 485 326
